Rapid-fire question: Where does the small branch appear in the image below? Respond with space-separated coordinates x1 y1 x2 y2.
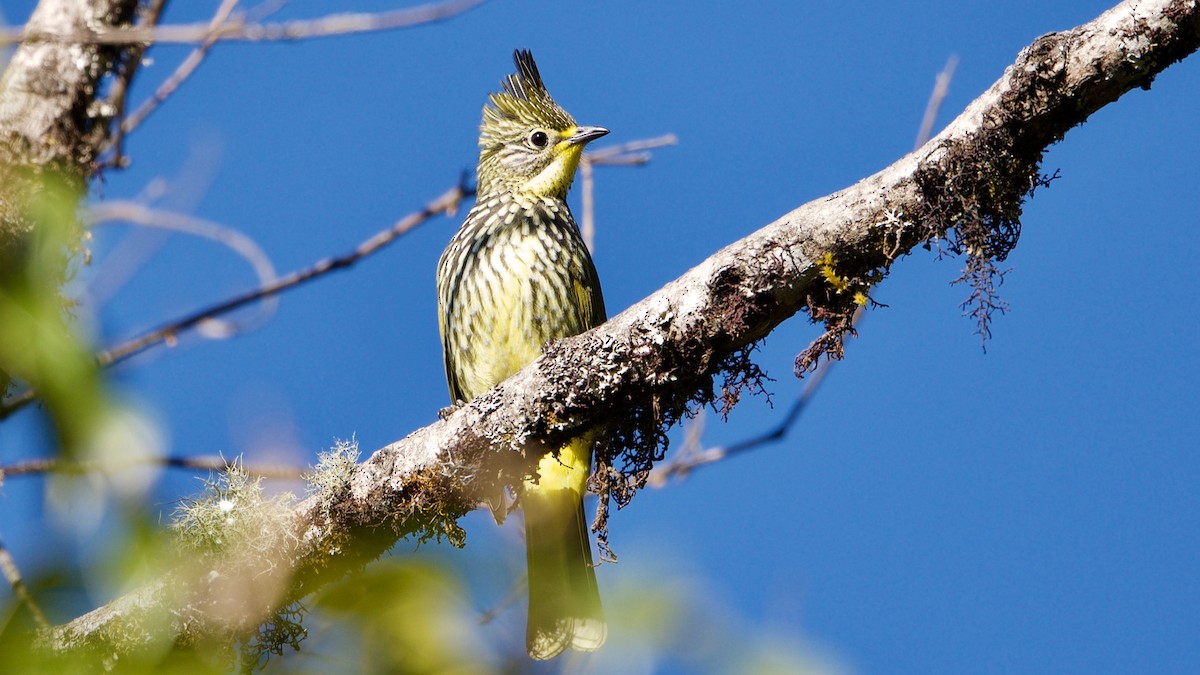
98 0 169 169
586 134 678 166
916 55 960 149
0 534 49 630
86 201 280 338
0 181 467 420
98 181 470 368
0 0 489 46
0 455 305 482
0 389 35 421
478 575 525 626
646 357 840 486
106 0 239 161
579 156 596 252
579 134 677 252
644 408 708 487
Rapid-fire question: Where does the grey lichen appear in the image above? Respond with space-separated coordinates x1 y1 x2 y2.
305 437 360 519
173 462 298 561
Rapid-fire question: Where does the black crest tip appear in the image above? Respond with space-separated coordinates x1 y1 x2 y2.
505 49 547 101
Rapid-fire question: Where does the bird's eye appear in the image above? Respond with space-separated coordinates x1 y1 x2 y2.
529 130 549 148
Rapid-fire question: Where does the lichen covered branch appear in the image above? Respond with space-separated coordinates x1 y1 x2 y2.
41 0 1200 656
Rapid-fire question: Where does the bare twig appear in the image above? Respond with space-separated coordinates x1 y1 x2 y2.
110 0 240 155
243 1 289 24
0 0 488 46
0 455 304 482
579 156 596 252
0 389 34 420
916 55 960 149
586 133 678 166
579 134 677 254
645 408 707 487
0 534 50 630
86 201 280 337
0 181 469 421
647 362 834 485
99 0 169 168
96 181 471 368
478 574 526 625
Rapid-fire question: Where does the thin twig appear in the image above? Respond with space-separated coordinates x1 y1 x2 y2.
579 156 596 252
0 181 471 420
243 1 289 24
100 0 169 169
916 55 960 149
96 181 471 368
0 534 50 630
478 574 526 625
578 134 677 253
111 0 240 153
0 455 305 482
86 201 280 337
645 407 706 487
0 0 488 46
586 133 678 165
0 389 34 420
647 363 833 486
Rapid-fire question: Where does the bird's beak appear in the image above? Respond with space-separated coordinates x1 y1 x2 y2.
566 126 610 145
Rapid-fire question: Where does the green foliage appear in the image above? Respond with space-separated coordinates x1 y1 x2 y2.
0 170 107 453
306 559 495 674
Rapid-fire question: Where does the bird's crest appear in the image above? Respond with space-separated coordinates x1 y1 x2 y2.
482 50 576 143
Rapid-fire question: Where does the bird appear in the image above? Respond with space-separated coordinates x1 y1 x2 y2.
436 49 609 660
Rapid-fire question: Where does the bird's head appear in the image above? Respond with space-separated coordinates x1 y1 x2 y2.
477 50 609 199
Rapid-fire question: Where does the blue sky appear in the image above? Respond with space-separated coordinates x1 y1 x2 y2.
3 1 1199 672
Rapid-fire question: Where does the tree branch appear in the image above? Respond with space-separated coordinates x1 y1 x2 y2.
0 454 305 481
0 0 488 46
103 0 235 166
96 183 470 369
41 0 1200 655
0 533 49 630
0 0 143 245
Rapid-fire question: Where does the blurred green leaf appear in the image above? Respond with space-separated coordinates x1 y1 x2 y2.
0 169 108 455
306 559 497 674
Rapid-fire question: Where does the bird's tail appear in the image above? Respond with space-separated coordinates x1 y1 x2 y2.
523 478 606 660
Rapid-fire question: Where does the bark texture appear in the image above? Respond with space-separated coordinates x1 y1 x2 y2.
0 0 140 261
